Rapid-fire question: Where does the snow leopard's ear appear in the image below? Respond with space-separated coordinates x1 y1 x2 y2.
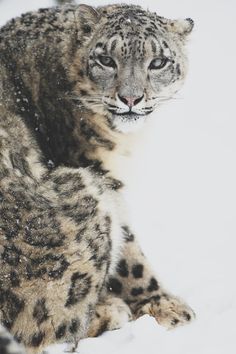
78 4 101 34
167 18 194 36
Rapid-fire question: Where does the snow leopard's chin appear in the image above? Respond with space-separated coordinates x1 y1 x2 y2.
110 113 148 133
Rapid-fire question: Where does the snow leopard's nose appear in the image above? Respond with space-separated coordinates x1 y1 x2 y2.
118 94 144 108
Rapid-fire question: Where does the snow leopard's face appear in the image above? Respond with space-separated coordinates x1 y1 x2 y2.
75 5 194 133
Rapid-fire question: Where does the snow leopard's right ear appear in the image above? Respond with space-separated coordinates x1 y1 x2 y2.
155 15 194 38
164 18 194 38
169 18 194 36
78 4 101 34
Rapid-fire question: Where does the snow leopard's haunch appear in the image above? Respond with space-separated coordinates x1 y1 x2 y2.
0 4 195 353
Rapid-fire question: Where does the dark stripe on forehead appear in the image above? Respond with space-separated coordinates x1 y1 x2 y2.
162 41 169 49
151 40 157 54
110 39 117 53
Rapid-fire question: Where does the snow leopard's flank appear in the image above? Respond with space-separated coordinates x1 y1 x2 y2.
0 4 194 353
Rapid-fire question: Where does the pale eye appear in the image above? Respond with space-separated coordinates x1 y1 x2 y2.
98 55 116 68
149 57 169 70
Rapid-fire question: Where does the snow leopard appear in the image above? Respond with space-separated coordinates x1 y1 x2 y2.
0 3 195 354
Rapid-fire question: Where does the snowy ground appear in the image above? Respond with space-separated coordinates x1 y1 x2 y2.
1 0 236 353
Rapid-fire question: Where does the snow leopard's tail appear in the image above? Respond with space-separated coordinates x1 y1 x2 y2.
0 324 25 354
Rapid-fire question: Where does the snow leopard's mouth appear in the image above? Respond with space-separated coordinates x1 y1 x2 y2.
108 110 153 119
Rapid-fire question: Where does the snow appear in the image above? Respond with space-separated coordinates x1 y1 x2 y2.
1 0 236 353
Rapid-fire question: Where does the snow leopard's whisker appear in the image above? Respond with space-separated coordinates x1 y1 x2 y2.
64 93 103 102
90 104 104 107
66 97 102 103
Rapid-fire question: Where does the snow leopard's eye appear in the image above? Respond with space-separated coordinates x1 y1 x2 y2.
98 55 116 68
149 57 169 70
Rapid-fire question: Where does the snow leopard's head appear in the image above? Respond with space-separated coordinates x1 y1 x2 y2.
72 4 194 133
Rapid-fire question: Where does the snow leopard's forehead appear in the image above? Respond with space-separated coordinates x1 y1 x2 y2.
99 14 163 60
90 4 191 63
102 5 161 36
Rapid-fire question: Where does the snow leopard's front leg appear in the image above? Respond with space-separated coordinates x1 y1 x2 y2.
106 226 195 330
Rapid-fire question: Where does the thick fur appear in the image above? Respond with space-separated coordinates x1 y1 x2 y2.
0 4 194 354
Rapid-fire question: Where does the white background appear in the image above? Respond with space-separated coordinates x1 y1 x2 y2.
1 1 236 353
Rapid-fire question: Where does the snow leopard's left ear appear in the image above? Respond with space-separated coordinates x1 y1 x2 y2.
168 18 194 36
78 4 101 35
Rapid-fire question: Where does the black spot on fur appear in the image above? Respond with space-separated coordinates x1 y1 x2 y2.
183 311 191 321
107 277 123 295
65 272 92 307
2 245 21 266
0 290 25 329
171 318 180 325
150 40 157 54
82 24 91 34
9 151 32 177
52 172 85 197
122 226 134 242
85 216 111 270
128 294 161 314
33 298 49 325
95 312 101 318
55 323 67 339
30 331 45 347
163 41 169 48
14 333 22 344
176 63 181 76
147 277 159 292
105 177 123 190
131 287 144 296
9 271 20 287
78 155 108 176
110 39 117 52
69 318 80 334
132 264 143 278
80 89 88 96
139 294 161 307
0 191 4 201
117 259 129 277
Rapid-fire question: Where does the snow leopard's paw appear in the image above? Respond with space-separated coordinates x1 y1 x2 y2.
87 296 133 337
135 294 195 329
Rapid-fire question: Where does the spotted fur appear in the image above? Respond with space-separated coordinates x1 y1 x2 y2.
0 4 194 353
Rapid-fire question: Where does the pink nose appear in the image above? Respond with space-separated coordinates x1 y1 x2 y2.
118 94 144 108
